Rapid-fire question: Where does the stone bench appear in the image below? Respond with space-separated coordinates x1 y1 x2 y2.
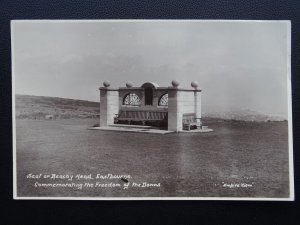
114 110 168 126
182 113 202 131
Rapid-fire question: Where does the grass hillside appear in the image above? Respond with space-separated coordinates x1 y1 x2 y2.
15 94 99 119
16 118 289 198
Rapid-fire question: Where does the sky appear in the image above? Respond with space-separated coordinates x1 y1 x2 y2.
12 20 290 117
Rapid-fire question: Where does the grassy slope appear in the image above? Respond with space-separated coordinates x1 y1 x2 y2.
15 94 99 119
16 119 289 198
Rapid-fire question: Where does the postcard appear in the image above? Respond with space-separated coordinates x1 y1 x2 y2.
11 20 293 200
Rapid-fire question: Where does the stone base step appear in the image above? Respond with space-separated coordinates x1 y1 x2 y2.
88 126 173 134
109 124 155 129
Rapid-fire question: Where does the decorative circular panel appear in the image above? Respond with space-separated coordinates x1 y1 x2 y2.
158 94 168 106
123 93 141 106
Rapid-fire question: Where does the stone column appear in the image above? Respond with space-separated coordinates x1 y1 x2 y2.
99 81 119 127
195 91 202 119
168 80 182 132
191 81 201 119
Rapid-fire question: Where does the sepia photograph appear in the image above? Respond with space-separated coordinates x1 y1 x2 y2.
11 20 293 200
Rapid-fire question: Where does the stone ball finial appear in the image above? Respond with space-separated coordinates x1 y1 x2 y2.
103 80 110 88
191 81 199 89
126 82 133 88
171 80 180 88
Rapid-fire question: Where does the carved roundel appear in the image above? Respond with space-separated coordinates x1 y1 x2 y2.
123 93 141 106
158 93 168 106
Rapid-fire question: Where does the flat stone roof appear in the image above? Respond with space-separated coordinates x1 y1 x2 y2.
100 87 202 92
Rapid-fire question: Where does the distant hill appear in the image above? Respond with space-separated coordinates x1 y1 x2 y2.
203 109 286 122
15 94 99 119
15 94 286 122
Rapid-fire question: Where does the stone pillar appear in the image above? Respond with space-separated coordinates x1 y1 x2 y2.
191 81 201 119
194 91 202 119
168 80 182 132
99 81 119 127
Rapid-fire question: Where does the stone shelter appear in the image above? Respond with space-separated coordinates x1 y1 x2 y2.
99 80 202 132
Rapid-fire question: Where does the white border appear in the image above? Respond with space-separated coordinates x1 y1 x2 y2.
11 19 294 201
12 20 17 200
286 21 294 201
